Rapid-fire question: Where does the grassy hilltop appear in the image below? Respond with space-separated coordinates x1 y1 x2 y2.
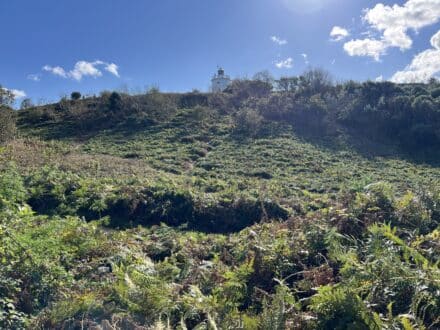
1 74 440 329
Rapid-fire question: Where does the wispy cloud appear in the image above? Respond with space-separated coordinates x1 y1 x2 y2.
301 53 309 65
27 74 41 82
271 35 287 45
43 65 68 78
275 57 293 69
43 60 120 81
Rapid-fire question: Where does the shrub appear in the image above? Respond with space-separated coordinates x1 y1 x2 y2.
0 106 16 144
0 164 27 206
208 92 230 113
108 91 123 112
188 105 211 124
179 92 208 108
430 87 440 99
225 79 273 109
70 92 81 101
395 192 432 234
20 98 33 110
234 108 263 137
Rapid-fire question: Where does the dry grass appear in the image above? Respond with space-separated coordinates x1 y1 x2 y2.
0 138 163 179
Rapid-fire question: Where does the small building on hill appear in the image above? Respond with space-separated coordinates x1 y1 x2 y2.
211 67 231 92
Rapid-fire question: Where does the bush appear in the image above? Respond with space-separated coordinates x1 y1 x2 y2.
20 98 33 110
108 91 123 113
0 106 16 144
0 164 27 206
188 105 211 124
431 87 440 99
179 92 208 108
70 92 81 101
225 79 273 109
234 108 263 137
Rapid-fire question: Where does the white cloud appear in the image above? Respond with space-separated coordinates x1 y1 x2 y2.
105 63 120 77
1 87 26 99
275 57 293 69
301 53 310 65
431 29 440 49
341 0 440 60
330 26 350 41
271 36 287 45
43 65 68 78
11 89 27 99
343 38 388 61
70 61 102 81
27 74 41 82
391 29 440 83
375 75 384 82
43 60 120 81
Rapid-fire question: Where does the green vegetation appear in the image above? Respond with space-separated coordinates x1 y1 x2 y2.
1 72 439 329
0 87 17 144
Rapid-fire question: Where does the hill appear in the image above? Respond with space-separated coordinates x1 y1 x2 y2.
1 76 440 329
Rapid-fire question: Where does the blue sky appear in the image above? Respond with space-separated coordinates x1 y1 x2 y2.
1 0 439 104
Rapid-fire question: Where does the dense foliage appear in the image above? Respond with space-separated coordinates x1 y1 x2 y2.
0 87 17 144
1 74 440 329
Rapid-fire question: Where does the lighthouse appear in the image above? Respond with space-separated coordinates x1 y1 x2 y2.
211 67 231 92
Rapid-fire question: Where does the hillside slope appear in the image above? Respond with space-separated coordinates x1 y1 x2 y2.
1 87 440 329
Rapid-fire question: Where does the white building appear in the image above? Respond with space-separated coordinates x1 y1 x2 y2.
211 67 231 92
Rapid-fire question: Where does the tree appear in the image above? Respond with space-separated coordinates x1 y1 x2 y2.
0 86 14 106
109 91 123 111
253 70 274 85
300 68 333 95
275 77 299 93
71 91 81 100
20 98 33 110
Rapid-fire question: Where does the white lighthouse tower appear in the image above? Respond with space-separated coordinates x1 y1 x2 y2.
211 67 231 92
